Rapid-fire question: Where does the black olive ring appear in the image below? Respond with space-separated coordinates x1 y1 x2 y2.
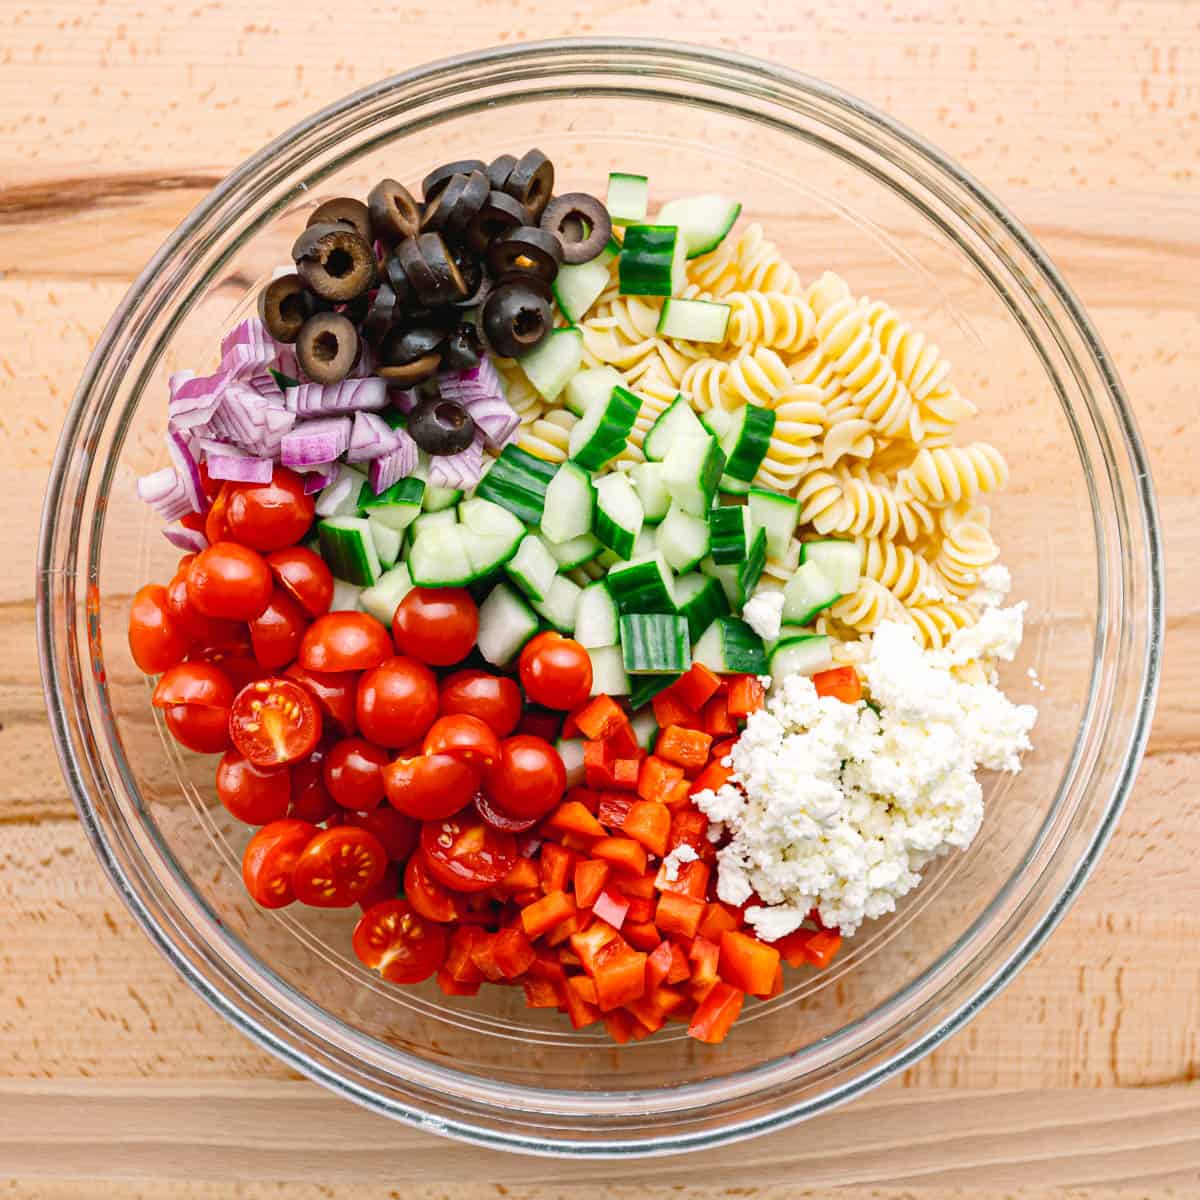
291 223 377 301
487 226 564 284
539 192 614 265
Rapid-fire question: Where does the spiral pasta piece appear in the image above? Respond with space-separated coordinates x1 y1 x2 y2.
857 537 935 604
517 409 576 463
932 519 1000 597
907 599 981 650
687 237 740 296
725 291 816 355
916 385 978 447
821 417 875 468
898 443 1009 507
495 358 547 426
827 578 908 634
733 224 805 295
864 299 954 403
795 468 844 534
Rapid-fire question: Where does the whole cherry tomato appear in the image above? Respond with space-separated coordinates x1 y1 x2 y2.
391 587 478 667
353 899 446 984
289 747 338 823
187 629 262 692
284 664 359 734
291 825 388 908
228 676 322 768
299 611 392 672
186 541 273 621
224 466 314 552
518 632 592 710
242 818 318 908
266 545 334 618
322 736 389 811
419 813 517 893
163 703 232 753
382 753 480 821
152 661 235 709
421 714 500 768
355 655 439 748
215 751 291 825
248 587 309 671
128 584 191 674
483 735 567 821
438 669 522 738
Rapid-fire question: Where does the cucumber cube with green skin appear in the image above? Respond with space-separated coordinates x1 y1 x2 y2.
318 517 381 586
800 540 863 595
474 445 557 526
720 404 777 482
628 672 679 710
643 395 705 462
575 580 620 648
767 635 834 682
505 534 558 603
569 384 640 470
588 644 631 695
519 327 583 402
655 194 743 258
662 434 726 517
631 461 671 524
692 617 768 675
618 224 687 297
606 552 677 615
657 503 711 573
782 560 841 624
673 572 730 642
564 366 623 418
592 473 644 560
748 487 799 559
620 613 692 674
541 460 595 544
708 505 753 564
477 583 540 667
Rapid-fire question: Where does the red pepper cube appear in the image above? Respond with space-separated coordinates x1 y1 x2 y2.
545 912 582 946
592 939 648 1011
545 800 606 840
689 759 733 797
611 870 657 900
602 1009 638 1045
718 930 781 996
574 858 610 909
570 920 621 975
803 928 843 968
573 695 628 741
655 892 706 940
604 720 642 759
592 888 631 930
655 725 713 770
662 778 693 809
702 694 736 736
654 857 711 901
445 927 487 984
697 900 741 942
591 836 648 877
523 977 563 1008
583 738 618 789
492 927 536 979
812 666 862 704
726 674 765 719
437 968 481 997
469 933 506 982
567 973 600 1006
668 809 712 859
521 890 577 939
562 979 602 1029
596 791 635 831
674 663 722 711
623 920 662 951
688 981 744 1044
611 757 641 791
652 688 701 731
624 895 656 924
622 800 671 857
637 755 685 804
645 940 676 992
539 842 575 895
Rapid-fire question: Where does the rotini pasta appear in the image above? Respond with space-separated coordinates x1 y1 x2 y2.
517 409 576 463
897 442 1009 507
733 224 805 295
725 290 816 355
825 578 908 634
857 536 935 604
907 599 981 651
932 519 999 598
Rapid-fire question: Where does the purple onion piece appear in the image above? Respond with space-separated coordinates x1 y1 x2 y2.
367 430 419 493
389 388 420 414
465 395 520 449
345 411 402 463
163 524 210 553
427 438 485 490
285 376 389 416
165 429 208 513
303 469 337 495
168 367 231 430
206 453 275 484
280 415 353 468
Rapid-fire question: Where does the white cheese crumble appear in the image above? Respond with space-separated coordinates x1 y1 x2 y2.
660 844 699 882
975 562 1013 607
693 610 1037 940
742 589 785 641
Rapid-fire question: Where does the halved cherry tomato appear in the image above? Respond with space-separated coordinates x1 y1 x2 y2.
474 789 539 834
518 632 592 711
438 669 522 738
284 664 359 734
340 803 419 862
292 825 387 908
128 584 191 674
355 655 439 748
483 735 567 821
215 751 291 825
419 813 517 893
248 587 309 671
421 714 500 767
289 747 338 823
353 899 446 983
224 466 315 552
322 736 389 812
266 545 334 618
404 852 463 923
165 568 241 644
382 753 480 821
241 818 319 909
391 587 478 667
186 541 274 621
299 611 392 672
229 676 322 767
163 703 232 753
152 661 234 710
357 860 401 912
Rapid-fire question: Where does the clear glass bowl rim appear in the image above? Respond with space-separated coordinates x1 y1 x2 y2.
37 37 1164 1158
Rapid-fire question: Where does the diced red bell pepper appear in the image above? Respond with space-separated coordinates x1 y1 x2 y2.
602 1009 638 1044
539 842 575 894
562 979 602 1029
444 927 487 984
754 963 785 1000
570 920 620 974
662 779 693 809
674 663 722 711
469 933 506 982
812 665 862 704
523 977 563 1008
688 981 744 1044
597 791 634 830
500 857 541 893
437 968 481 997
688 935 721 992
710 738 737 761
492 927 536 979
611 757 641 791
655 891 706 940
773 927 815 968
592 888 630 930
591 836 648 876
567 973 600 1006
645 940 676 991
611 870 657 900
622 800 671 856
652 688 701 731
702 693 736 736
668 809 712 859
545 911 582 946
573 858 610 909
628 1017 656 1041
624 895 655 924
622 920 661 951
655 725 713 770
604 720 642 759
622 997 666 1034
697 901 741 942
563 786 600 814
583 738 616 788
592 939 647 1011
558 947 582 968
528 953 567 982
718 930 781 996
665 941 691 984
558 831 595 854
726 674 765 718
573 694 628 741
521 890 577 939
803 927 843 968
690 759 733 797
546 800 606 840
655 857 711 901
637 755 685 804
517 706 562 742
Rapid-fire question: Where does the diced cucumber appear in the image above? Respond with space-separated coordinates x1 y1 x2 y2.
630 461 671 524
619 224 687 297
663 433 726 517
408 525 476 587
553 243 620 324
673 572 730 642
531 574 583 633
519 327 584 402
607 552 677 615
314 463 368 518
657 298 731 343
642 394 705 461
801 540 862 596
720 404 776 484
692 617 768 675
477 583 539 667
620 613 692 674
475 445 557 526
465 532 522 578
568 384 640 470
555 738 588 787
505 534 557 602
630 708 659 750
701 555 739 608
628 673 679 710
709 505 753 565
596 548 622 570
658 502 711 573
593 473 644 560
542 531 601 569
361 476 425 531
575 581 620 649
564 365 623 418
748 488 799 559
367 515 403 568
318 517 381 586
360 563 413 626
741 526 768 599
459 496 526 543
701 407 735 439
782 560 841 624
422 484 463 513
541 462 595 545
633 525 658 559
606 172 649 225
329 579 363 612
410 509 457 544
767 634 835 684
719 474 752 496
655 194 742 258
588 645 631 696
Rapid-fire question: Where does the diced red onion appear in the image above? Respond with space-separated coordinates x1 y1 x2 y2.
427 437 485 490
168 368 231 431
245 369 284 402
285 377 389 416
389 388 420 414
367 429 419 493
137 467 192 522
303 468 336 494
207 453 275 483
346 411 402 463
220 318 276 376
439 357 519 448
280 416 353 468
165 429 208 513
465 395 519 449
206 384 295 456
163 524 209 553
438 356 503 404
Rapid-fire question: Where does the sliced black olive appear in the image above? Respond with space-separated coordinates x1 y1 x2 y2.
491 270 553 303
486 153 518 192
259 273 312 343
408 397 477 456
393 236 441 307
487 225 563 284
292 222 377 301
367 179 421 242
363 281 401 343
443 322 483 371
482 281 552 358
376 352 442 387
384 254 418 308
379 324 446 366
465 190 530 254
308 197 372 241
415 232 469 304
340 291 370 325
421 169 489 238
296 312 359 384
449 244 488 308
503 149 554 220
421 159 487 202
539 192 613 265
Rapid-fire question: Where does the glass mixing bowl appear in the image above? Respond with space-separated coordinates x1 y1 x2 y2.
37 40 1162 1156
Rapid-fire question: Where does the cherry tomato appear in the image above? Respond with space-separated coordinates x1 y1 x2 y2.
422 713 500 767
340 803 419 861
518 632 592 711
215 751 291 825
299 611 392 672
289 748 338 823
266 545 334 618
382 753 480 821
224 466 315 552
322 736 389 811
163 703 232 753
355 655 439 748
474 789 539 834
358 860 401 912
152 661 235 709
292 825 387 908
248 587 309 671
187 631 262 692
187 541 273 621
391 587 478 667
242 818 318 908
166 567 242 644
284 664 359 734
483 735 566 822
404 852 463 923
128 584 191 674
419 813 517 893
205 483 232 544
229 676 322 768
438 669 522 738
353 899 446 984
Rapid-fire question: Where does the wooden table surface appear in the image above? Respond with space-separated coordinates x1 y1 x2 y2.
2 1 1197 1194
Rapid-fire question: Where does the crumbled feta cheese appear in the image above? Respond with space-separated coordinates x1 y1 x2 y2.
975 562 1012 607
1027 666 1046 692
742 589 785 641
660 843 699 882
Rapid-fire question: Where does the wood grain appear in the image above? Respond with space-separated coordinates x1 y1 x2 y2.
1 0 1198 1194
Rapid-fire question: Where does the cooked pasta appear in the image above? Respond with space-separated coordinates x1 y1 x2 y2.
821 417 874 469
733 224 805 295
932 518 999 597
825 578 908 634
857 537 935 604
907 599 981 650
495 358 547 425
517 409 576 463
725 290 816 355
898 443 1009 507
